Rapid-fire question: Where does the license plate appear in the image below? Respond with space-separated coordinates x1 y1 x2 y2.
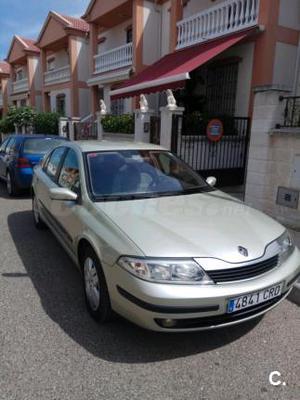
227 283 283 314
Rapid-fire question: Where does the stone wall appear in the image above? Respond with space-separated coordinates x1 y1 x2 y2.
245 88 300 228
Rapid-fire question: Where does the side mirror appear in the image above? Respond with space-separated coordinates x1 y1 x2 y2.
206 176 217 187
49 187 78 202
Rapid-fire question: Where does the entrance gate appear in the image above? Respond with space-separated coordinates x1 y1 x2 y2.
150 115 161 145
171 115 251 186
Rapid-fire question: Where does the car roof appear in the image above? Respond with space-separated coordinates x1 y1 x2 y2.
8 134 67 140
68 140 166 152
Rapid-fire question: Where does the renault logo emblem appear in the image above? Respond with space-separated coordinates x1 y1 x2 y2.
238 246 248 257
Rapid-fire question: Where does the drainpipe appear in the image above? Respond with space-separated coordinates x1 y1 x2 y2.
292 38 300 95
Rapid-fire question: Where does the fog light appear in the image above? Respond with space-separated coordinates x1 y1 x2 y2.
160 318 177 328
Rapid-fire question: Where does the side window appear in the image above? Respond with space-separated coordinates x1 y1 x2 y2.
0 138 10 153
58 149 80 193
5 138 17 155
45 147 66 181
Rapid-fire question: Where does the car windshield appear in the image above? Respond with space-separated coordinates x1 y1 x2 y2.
23 138 65 155
86 150 213 201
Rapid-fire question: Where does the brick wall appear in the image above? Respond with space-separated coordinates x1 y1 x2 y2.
245 88 300 228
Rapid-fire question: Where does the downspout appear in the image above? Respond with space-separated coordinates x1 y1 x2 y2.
292 37 300 95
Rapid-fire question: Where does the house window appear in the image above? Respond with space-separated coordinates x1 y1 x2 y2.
126 26 133 44
111 98 124 115
47 58 55 71
56 94 66 116
20 99 27 107
206 60 239 116
16 69 24 81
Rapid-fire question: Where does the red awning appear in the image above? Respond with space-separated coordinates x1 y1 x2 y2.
110 29 257 100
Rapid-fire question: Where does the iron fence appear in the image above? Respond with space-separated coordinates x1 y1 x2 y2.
279 96 300 128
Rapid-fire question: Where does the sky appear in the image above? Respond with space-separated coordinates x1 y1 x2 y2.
0 0 89 60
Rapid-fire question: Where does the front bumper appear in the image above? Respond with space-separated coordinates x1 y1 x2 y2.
107 248 300 332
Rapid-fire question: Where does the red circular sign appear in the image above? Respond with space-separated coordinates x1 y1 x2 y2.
206 119 224 142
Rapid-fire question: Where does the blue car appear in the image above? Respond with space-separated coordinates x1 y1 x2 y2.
0 134 67 196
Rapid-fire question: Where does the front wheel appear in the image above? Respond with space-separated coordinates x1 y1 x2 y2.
82 246 112 323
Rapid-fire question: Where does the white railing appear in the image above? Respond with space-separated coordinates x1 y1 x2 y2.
0 93 3 107
94 42 133 74
44 65 71 85
12 78 29 94
177 0 260 49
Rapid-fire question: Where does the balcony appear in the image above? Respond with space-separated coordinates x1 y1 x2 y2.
177 0 260 50
94 42 133 75
44 65 71 86
12 78 29 94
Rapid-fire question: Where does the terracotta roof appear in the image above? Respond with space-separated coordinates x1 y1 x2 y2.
0 61 10 75
59 14 90 32
19 37 40 53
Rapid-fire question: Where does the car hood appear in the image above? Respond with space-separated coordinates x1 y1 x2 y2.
95 191 284 262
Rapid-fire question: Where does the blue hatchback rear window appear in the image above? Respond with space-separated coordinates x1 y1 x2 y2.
23 138 65 155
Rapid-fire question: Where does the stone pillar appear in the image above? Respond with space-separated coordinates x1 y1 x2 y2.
96 112 105 140
244 87 290 214
134 109 154 143
159 106 185 150
69 117 81 141
59 117 69 138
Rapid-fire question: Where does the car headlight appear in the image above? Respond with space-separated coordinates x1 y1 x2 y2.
276 231 294 263
118 257 213 284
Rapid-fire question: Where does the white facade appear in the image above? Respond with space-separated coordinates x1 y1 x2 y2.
183 0 224 19
49 88 71 117
279 0 300 30
97 19 132 54
273 42 298 89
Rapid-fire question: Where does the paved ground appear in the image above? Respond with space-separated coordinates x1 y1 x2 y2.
0 183 299 400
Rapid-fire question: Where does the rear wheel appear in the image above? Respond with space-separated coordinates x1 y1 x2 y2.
81 246 112 323
32 194 47 229
6 171 18 197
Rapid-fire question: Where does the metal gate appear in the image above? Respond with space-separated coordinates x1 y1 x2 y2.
74 121 98 141
171 115 251 186
150 116 161 145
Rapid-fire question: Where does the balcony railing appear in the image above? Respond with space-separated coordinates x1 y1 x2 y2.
44 65 71 86
278 96 300 128
94 42 133 74
177 0 260 49
12 78 29 94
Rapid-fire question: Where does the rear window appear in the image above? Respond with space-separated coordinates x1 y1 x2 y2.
23 138 65 155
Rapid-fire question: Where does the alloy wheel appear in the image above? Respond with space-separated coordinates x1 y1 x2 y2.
84 257 101 311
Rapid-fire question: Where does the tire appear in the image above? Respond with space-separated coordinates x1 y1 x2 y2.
81 246 112 323
32 194 47 230
6 170 18 197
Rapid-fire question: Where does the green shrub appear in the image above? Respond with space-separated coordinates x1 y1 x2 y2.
101 114 134 134
0 117 15 133
34 112 60 135
6 106 36 128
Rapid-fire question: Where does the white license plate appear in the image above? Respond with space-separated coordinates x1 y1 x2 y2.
227 283 283 314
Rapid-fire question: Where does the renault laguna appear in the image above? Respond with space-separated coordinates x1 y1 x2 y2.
32 141 300 331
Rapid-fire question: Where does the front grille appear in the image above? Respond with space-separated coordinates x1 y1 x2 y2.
208 255 279 283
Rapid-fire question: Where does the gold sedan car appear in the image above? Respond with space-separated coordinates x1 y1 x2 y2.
32 141 300 332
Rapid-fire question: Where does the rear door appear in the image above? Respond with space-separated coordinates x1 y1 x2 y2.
0 138 11 178
1 138 17 177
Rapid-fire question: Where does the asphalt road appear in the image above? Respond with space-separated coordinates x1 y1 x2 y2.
0 183 299 400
